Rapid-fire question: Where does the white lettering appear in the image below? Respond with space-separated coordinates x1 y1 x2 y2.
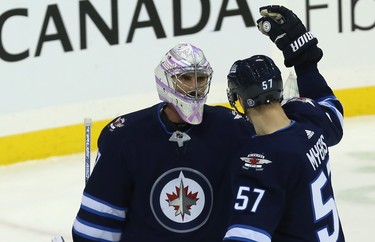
290 32 316 52
297 36 306 47
290 41 299 52
306 135 328 170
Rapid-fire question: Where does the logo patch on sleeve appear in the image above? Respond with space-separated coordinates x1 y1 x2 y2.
109 117 126 131
240 153 272 171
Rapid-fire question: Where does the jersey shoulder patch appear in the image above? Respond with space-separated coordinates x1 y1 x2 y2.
108 116 126 132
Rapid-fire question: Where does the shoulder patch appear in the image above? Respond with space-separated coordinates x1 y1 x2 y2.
240 153 272 171
108 117 126 132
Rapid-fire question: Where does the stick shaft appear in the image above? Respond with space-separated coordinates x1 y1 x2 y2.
84 118 92 184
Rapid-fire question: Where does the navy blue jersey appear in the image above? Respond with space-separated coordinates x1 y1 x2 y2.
224 96 345 242
72 103 254 242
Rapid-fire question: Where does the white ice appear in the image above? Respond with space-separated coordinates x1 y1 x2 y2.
0 115 374 242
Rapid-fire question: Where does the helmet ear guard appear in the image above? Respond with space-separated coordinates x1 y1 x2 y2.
227 55 283 113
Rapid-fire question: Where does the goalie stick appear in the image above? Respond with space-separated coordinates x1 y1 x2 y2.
84 117 92 184
50 118 93 242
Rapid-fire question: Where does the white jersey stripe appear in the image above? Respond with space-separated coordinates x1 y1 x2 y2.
318 97 344 128
224 225 271 242
82 193 126 220
73 218 122 242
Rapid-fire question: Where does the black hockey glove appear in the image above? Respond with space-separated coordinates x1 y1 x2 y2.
256 5 323 67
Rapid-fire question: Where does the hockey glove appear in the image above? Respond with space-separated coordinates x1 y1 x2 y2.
256 5 323 67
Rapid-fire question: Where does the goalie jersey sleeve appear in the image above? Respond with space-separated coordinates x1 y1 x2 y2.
224 90 345 241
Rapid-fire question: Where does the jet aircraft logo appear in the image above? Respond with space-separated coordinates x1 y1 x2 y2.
240 153 272 171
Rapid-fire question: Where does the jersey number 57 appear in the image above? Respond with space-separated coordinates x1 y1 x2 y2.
234 186 265 212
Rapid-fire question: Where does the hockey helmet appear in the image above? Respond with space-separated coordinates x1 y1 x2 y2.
227 55 283 111
155 43 213 124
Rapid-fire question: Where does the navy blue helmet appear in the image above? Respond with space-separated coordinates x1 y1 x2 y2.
227 55 283 110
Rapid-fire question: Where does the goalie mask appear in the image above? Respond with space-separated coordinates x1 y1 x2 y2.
227 55 283 114
155 43 213 124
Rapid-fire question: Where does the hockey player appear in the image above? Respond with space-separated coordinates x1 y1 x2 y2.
223 6 345 242
71 42 254 242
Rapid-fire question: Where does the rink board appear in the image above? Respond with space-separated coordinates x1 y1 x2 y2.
0 86 374 165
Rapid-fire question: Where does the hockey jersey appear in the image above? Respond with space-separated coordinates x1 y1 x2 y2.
72 104 254 242
224 62 345 242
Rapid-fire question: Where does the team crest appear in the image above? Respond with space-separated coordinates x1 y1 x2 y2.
150 168 213 233
240 153 272 171
109 117 125 131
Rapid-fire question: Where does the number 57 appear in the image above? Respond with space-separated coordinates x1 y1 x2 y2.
234 186 265 212
262 79 273 90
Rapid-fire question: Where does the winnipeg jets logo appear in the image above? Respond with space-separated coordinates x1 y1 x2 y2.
150 168 213 233
166 179 199 220
109 117 125 131
240 153 272 171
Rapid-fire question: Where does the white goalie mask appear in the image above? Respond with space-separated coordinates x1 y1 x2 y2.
155 43 213 124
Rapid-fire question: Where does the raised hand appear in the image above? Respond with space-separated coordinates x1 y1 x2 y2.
257 5 323 67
